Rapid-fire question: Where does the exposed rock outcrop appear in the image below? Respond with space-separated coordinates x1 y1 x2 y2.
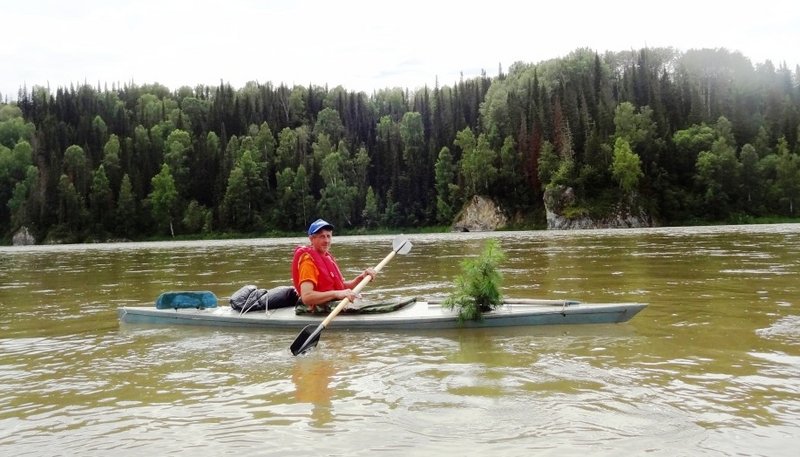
544 185 652 230
452 195 508 232
12 226 36 245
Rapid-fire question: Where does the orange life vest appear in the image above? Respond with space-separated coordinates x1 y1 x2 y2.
291 246 345 295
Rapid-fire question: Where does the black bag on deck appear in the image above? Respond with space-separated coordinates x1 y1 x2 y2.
229 285 298 312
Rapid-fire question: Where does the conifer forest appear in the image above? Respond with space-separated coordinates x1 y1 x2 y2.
1 47 798 243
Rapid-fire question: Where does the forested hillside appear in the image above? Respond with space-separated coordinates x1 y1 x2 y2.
1 47 798 243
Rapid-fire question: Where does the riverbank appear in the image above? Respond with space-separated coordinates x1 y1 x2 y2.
5 216 799 246
105 216 800 242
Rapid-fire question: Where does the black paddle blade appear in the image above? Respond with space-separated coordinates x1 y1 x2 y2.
290 324 323 356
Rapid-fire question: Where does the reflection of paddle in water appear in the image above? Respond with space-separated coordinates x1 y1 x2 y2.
292 358 335 427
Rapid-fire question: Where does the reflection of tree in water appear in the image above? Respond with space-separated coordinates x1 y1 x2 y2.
292 358 335 427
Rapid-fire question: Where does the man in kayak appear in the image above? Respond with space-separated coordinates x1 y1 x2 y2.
291 218 376 313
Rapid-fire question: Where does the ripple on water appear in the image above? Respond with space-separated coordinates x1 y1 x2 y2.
757 315 800 344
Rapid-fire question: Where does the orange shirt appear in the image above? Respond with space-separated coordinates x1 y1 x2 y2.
296 252 319 288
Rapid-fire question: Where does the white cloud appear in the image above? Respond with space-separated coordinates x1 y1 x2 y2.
2 0 798 100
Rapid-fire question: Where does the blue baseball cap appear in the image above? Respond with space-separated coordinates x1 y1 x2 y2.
308 218 334 235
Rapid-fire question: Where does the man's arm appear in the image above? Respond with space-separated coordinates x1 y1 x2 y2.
299 281 356 306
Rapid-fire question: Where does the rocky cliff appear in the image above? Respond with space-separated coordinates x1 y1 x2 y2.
543 185 652 230
452 195 508 232
12 226 36 245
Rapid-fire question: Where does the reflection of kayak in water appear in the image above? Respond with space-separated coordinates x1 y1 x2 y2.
118 292 647 330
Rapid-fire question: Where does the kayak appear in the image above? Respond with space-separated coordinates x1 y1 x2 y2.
117 296 647 330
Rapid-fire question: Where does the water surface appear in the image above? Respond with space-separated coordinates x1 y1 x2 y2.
1 224 799 456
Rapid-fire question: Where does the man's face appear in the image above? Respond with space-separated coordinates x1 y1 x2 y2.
310 229 333 253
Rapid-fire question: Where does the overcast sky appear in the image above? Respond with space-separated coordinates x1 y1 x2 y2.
2 0 798 100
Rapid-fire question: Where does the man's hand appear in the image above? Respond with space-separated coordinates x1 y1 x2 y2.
337 288 359 302
362 268 377 281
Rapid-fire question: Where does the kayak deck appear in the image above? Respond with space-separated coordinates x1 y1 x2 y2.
118 299 647 330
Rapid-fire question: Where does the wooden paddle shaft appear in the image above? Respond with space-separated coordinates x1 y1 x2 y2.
317 247 400 328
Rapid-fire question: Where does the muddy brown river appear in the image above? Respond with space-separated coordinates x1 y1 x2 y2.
1 224 798 456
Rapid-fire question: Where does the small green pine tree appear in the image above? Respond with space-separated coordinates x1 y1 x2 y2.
443 239 505 321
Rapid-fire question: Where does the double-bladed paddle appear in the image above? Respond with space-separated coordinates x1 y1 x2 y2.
290 236 413 356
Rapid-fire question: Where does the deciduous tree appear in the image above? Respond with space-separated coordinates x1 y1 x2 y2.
148 164 179 236
610 138 644 195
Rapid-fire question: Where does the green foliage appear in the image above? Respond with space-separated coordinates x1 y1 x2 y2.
292 165 315 228
398 111 428 223
613 102 656 146
694 135 742 217
381 190 401 227
480 83 510 143
563 205 590 219
63 145 89 196
318 149 357 227
537 141 559 190
164 129 193 193
443 239 506 322
3 46 800 243
273 164 315 231
222 167 251 231
498 135 520 190
352 146 370 187
362 186 380 228
775 138 800 215
148 164 179 236
89 165 114 232
102 135 122 187
182 200 212 233
457 128 498 196
7 165 37 231
610 138 643 194
551 157 576 187
434 146 456 223
115 174 137 237
272 166 297 231
0 106 35 149
57 174 87 231
313 108 345 143
0 141 33 228
739 144 761 205
0 104 23 122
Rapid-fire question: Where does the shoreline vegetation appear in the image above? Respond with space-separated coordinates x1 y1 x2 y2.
45 216 800 246
8 212 800 246
1 47 799 246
